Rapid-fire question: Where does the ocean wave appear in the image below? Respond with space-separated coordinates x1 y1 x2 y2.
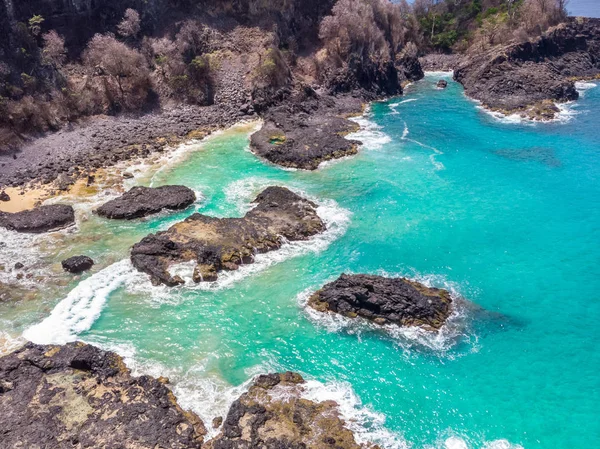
425 71 454 78
0 330 26 356
347 111 392 150
575 81 597 94
23 259 136 344
402 136 445 171
431 435 524 449
388 98 418 115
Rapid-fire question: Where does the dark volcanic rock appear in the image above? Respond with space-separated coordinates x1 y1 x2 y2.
437 79 448 89
250 95 362 170
96 185 196 219
454 18 600 120
131 186 326 286
309 274 453 330
61 255 95 274
0 342 206 449
205 372 372 449
419 54 463 72
0 191 9 201
0 204 75 233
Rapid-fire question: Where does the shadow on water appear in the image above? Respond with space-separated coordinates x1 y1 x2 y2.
494 147 562 167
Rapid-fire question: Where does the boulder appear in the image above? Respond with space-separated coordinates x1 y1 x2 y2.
96 185 196 219
308 274 453 330
0 204 75 233
205 372 373 449
131 186 326 286
0 191 9 202
437 79 448 89
61 255 94 274
0 342 206 449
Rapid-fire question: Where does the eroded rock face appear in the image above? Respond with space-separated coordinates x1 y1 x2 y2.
206 372 373 449
0 342 206 449
454 18 600 120
0 204 75 233
61 255 95 274
131 186 326 286
309 274 453 330
96 185 196 219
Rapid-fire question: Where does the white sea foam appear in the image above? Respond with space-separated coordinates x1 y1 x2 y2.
575 81 597 94
0 330 26 356
402 135 445 171
389 98 418 115
23 259 136 344
425 71 454 78
347 110 392 150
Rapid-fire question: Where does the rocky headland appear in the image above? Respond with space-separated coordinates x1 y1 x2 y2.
0 204 75 233
131 186 326 286
207 372 375 449
454 17 600 120
96 185 196 219
0 342 206 449
308 274 453 330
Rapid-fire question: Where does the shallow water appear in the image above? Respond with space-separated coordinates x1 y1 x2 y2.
2 74 600 449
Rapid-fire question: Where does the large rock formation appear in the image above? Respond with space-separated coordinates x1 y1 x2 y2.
250 94 362 170
454 18 600 120
131 186 326 286
96 185 196 219
206 372 374 449
0 342 206 449
0 204 75 233
308 274 453 330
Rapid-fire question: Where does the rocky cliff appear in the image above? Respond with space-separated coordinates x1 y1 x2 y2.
454 17 600 120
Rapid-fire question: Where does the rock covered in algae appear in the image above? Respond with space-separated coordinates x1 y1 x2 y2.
308 274 452 330
96 185 196 219
131 186 326 286
206 372 378 449
0 204 75 233
0 342 206 449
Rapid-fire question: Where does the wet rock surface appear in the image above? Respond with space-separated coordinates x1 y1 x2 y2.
96 185 196 220
454 18 600 120
309 274 453 330
0 204 75 233
0 342 206 449
437 80 448 89
206 372 373 449
250 94 363 170
61 255 95 274
131 186 326 286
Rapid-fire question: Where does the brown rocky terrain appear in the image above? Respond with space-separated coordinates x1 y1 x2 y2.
454 17 600 120
207 372 376 449
0 342 206 449
309 274 453 330
131 186 326 286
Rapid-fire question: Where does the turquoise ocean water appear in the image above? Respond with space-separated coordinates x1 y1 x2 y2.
1 74 599 449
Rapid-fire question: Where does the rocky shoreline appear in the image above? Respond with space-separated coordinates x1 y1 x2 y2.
0 342 371 449
131 186 326 286
309 274 453 330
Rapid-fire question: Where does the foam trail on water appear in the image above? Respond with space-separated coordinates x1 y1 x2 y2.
425 70 454 78
348 111 392 150
403 136 445 171
23 259 135 344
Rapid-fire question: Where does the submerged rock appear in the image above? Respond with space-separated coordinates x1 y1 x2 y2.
308 274 452 330
0 342 206 449
437 79 448 89
96 185 196 219
131 186 326 286
0 204 75 233
61 255 95 274
206 372 374 449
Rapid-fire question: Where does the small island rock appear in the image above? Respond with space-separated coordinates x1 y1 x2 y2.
96 185 196 220
437 79 448 89
309 274 453 330
0 204 75 233
61 255 95 274
131 186 326 286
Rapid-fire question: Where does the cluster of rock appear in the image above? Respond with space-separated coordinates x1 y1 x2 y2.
309 274 453 330
454 18 600 120
96 185 196 219
131 186 326 286
0 342 207 449
0 343 375 449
